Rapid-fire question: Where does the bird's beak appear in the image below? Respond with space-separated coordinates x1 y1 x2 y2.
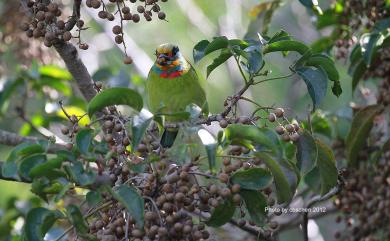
157 54 167 66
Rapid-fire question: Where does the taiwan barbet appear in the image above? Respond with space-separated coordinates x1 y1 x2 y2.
146 43 208 147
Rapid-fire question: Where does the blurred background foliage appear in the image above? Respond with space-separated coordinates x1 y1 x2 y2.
0 0 362 240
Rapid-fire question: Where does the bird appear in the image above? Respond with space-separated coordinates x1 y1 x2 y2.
146 43 208 148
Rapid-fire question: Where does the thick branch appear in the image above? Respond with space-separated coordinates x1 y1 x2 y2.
54 41 97 101
229 219 277 241
0 129 64 152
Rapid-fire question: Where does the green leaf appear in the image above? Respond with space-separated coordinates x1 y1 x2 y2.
228 39 249 49
268 30 291 44
311 36 335 53
373 17 390 32
29 158 65 180
315 140 338 195
305 54 339 83
86 191 103 207
206 198 235 227
296 67 328 110
1 142 45 179
87 87 143 117
244 45 263 74
64 161 96 186
316 9 339 29
223 124 277 155
23 208 59 241
110 185 144 228
240 190 267 225
18 154 47 181
351 60 367 91
311 112 332 138
92 67 113 82
346 105 383 166
205 143 217 173
39 65 72 80
231 168 272 190
361 33 381 66
0 78 24 114
204 36 229 55
304 167 321 191
298 0 322 14
76 129 94 156
66 204 89 234
206 49 232 77
295 130 318 176
131 111 153 151
16 144 45 157
193 40 210 63
39 77 72 96
264 40 310 56
255 153 293 204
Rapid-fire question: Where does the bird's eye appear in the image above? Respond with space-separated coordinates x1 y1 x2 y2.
172 46 179 55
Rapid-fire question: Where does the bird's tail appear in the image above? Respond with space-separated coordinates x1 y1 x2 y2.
161 128 178 148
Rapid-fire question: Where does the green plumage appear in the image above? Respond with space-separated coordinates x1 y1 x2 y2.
146 66 208 121
146 58 208 147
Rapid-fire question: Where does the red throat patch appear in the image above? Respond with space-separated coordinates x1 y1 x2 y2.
160 70 183 78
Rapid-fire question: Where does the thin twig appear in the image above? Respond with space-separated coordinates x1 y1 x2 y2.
252 73 295 85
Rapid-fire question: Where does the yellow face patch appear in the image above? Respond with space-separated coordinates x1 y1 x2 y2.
156 43 176 56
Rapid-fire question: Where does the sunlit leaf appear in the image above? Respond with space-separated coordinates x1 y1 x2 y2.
39 65 72 80
56 106 90 126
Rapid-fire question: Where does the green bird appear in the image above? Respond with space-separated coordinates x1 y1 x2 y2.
146 43 208 148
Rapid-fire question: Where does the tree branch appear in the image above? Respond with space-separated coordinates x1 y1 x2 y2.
0 129 64 151
53 41 97 102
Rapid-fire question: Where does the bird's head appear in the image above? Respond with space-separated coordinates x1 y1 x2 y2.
155 43 180 67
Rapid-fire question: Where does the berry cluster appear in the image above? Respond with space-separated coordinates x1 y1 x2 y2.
334 0 389 59
20 0 88 49
333 158 390 241
88 0 168 62
268 108 300 142
20 0 168 63
58 83 301 240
